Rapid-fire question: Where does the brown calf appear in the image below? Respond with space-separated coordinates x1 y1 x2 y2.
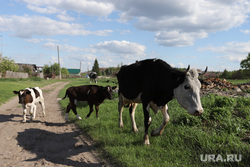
62 85 116 122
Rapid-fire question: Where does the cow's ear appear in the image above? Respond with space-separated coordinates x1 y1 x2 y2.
112 86 117 90
13 91 19 94
26 90 31 94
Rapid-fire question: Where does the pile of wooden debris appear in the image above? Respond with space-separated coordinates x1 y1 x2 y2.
201 78 239 91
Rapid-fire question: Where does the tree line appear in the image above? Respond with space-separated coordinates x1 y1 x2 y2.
220 53 250 79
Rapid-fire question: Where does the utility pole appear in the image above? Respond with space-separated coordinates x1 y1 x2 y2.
57 45 61 79
80 61 82 73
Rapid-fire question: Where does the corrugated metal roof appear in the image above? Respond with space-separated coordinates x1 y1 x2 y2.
67 69 80 74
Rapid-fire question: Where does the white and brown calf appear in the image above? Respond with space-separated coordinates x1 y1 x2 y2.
13 87 45 122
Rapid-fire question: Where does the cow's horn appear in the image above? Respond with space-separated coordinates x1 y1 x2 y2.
185 65 190 73
199 66 208 76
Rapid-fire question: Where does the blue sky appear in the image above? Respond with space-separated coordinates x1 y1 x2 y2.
1 0 250 72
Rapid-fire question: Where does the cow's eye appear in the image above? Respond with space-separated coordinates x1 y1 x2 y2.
184 85 190 89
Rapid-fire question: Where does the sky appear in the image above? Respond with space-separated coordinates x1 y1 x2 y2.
1 0 250 72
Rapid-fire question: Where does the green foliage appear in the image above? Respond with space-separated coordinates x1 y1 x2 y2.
240 53 250 70
43 63 68 76
43 64 51 75
58 79 250 167
92 59 100 75
220 53 250 79
102 67 120 76
0 57 19 73
220 69 250 79
61 67 69 75
21 65 32 74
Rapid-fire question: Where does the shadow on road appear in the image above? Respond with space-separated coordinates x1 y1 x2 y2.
16 128 103 167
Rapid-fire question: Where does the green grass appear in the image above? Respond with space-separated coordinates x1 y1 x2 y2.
226 79 250 85
0 78 65 105
59 78 250 167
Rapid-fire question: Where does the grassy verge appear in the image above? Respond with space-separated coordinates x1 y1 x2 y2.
59 78 249 167
0 78 66 105
226 79 250 85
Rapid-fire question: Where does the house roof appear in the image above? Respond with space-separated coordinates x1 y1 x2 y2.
67 69 80 74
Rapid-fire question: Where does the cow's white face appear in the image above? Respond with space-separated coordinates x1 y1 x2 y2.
174 69 203 116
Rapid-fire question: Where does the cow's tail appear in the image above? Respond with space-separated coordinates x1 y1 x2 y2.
57 90 68 101
62 90 68 100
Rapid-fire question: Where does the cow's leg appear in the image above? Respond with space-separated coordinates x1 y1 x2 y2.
65 103 71 122
22 105 27 123
71 103 82 120
151 104 169 136
129 103 138 132
39 98 46 117
31 105 37 121
143 103 151 145
85 103 94 118
118 96 124 128
95 105 99 119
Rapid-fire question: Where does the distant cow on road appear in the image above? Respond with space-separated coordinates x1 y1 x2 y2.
13 87 46 122
116 59 207 145
61 85 117 122
89 71 98 83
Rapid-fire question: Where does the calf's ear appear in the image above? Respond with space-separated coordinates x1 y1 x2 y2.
26 90 31 94
13 91 19 94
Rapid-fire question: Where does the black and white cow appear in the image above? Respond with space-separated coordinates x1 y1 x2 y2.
89 71 98 83
13 87 46 122
61 85 117 122
116 59 207 145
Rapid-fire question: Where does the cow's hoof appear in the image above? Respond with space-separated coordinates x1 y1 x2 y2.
85 116 89 119
143 134 150 146
151 130 160 136
22 120 26 123
76 114 82 120
132 128 138 133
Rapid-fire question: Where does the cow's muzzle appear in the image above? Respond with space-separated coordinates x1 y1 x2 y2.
193 110 203 116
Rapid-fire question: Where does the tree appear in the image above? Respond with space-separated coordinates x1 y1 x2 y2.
240 53 250 70
43 64 51 75
43 63 68 76
220 69 232 79
0 57 19 73
92 59 100 75
61 67 69 75
22 65 32 75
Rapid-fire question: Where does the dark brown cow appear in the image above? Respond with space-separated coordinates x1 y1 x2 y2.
62 85 117 122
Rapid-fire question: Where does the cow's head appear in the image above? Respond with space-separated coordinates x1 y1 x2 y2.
13 89 31 104
174 67 207 116
103 86 117 100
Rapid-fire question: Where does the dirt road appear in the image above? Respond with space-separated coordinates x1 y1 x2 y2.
0 82 107 167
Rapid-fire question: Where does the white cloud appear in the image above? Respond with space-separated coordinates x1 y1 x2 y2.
240 29 250 34
114 0 250 47
199 41 250 62
27 4 60 14
0 15 112 38
56 14 75 22
43 42 86 52
22 0 114 17
155 30 207 47
91 40 146 56
20 0 250 47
